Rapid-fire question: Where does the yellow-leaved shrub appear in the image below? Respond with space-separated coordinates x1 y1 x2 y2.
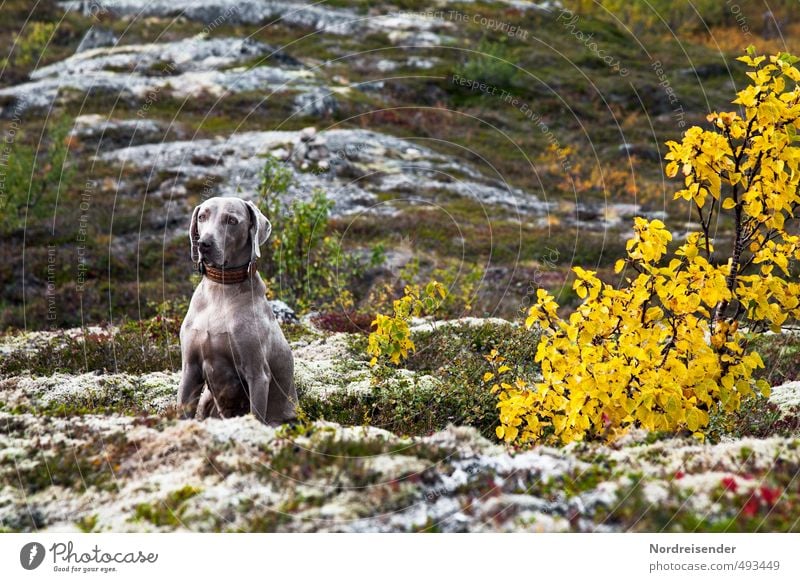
493 50 800 445
367 281 447 366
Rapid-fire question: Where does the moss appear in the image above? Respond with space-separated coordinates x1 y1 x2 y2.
232 499 293 532
76 514 98 533
408 321 538 374
10 402 148 418
6 431 129 495
256 429 449 493
560 465 615 498
0 319 182 377
591 454 800 532
643 431 678 444
281 323 323 343
412 518 443 533
132 485 202 528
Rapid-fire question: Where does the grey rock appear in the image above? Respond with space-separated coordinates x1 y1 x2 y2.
375 59 398 73
70 114 174 150
407 57 437 70
299 126 317 142
567 201 667 230
75 26 118 53
0 37 316 117
60 0 455 43
357 80 385 93
305 142 329 162
62 0 369 35
100 127 549 217
268 300 299 324
617 142 661 162
293 89 339 119
679 63 730 79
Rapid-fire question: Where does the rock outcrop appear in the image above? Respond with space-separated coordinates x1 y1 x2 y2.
100 127 550 216
0 37 322 117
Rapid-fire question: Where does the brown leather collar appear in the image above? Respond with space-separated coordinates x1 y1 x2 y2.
198 260 257 284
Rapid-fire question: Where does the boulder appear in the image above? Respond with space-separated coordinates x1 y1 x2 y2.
75 26 118 53
269 299 299 324
293 89 339 119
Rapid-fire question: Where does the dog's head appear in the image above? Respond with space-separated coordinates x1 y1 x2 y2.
190 197 271 268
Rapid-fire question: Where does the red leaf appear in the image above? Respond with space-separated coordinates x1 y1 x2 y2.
743 497 759 517
759 486 781 506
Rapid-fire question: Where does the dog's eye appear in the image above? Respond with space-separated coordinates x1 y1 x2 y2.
227 217 238 225
197 214 206 222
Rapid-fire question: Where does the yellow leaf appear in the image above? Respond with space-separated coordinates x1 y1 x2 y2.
757 379 771 397
686 408 705 432
504 426 518 442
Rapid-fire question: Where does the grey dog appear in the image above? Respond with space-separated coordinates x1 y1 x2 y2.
177 196 297 424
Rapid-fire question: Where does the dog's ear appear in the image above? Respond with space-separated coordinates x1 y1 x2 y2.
189 205 201 263
245 200 271 261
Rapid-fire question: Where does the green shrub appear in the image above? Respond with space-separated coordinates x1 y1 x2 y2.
462 38 518 91
256 156 378 311
302 321 540 440
1 21 57 69
300 377 499 438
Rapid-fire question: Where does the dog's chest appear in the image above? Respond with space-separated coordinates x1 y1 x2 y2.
185 291 270 336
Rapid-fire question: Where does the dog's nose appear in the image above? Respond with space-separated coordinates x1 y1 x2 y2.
198 238 213 251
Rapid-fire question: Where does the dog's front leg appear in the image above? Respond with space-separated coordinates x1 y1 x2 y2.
246 366 270 424
178 359 205 419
